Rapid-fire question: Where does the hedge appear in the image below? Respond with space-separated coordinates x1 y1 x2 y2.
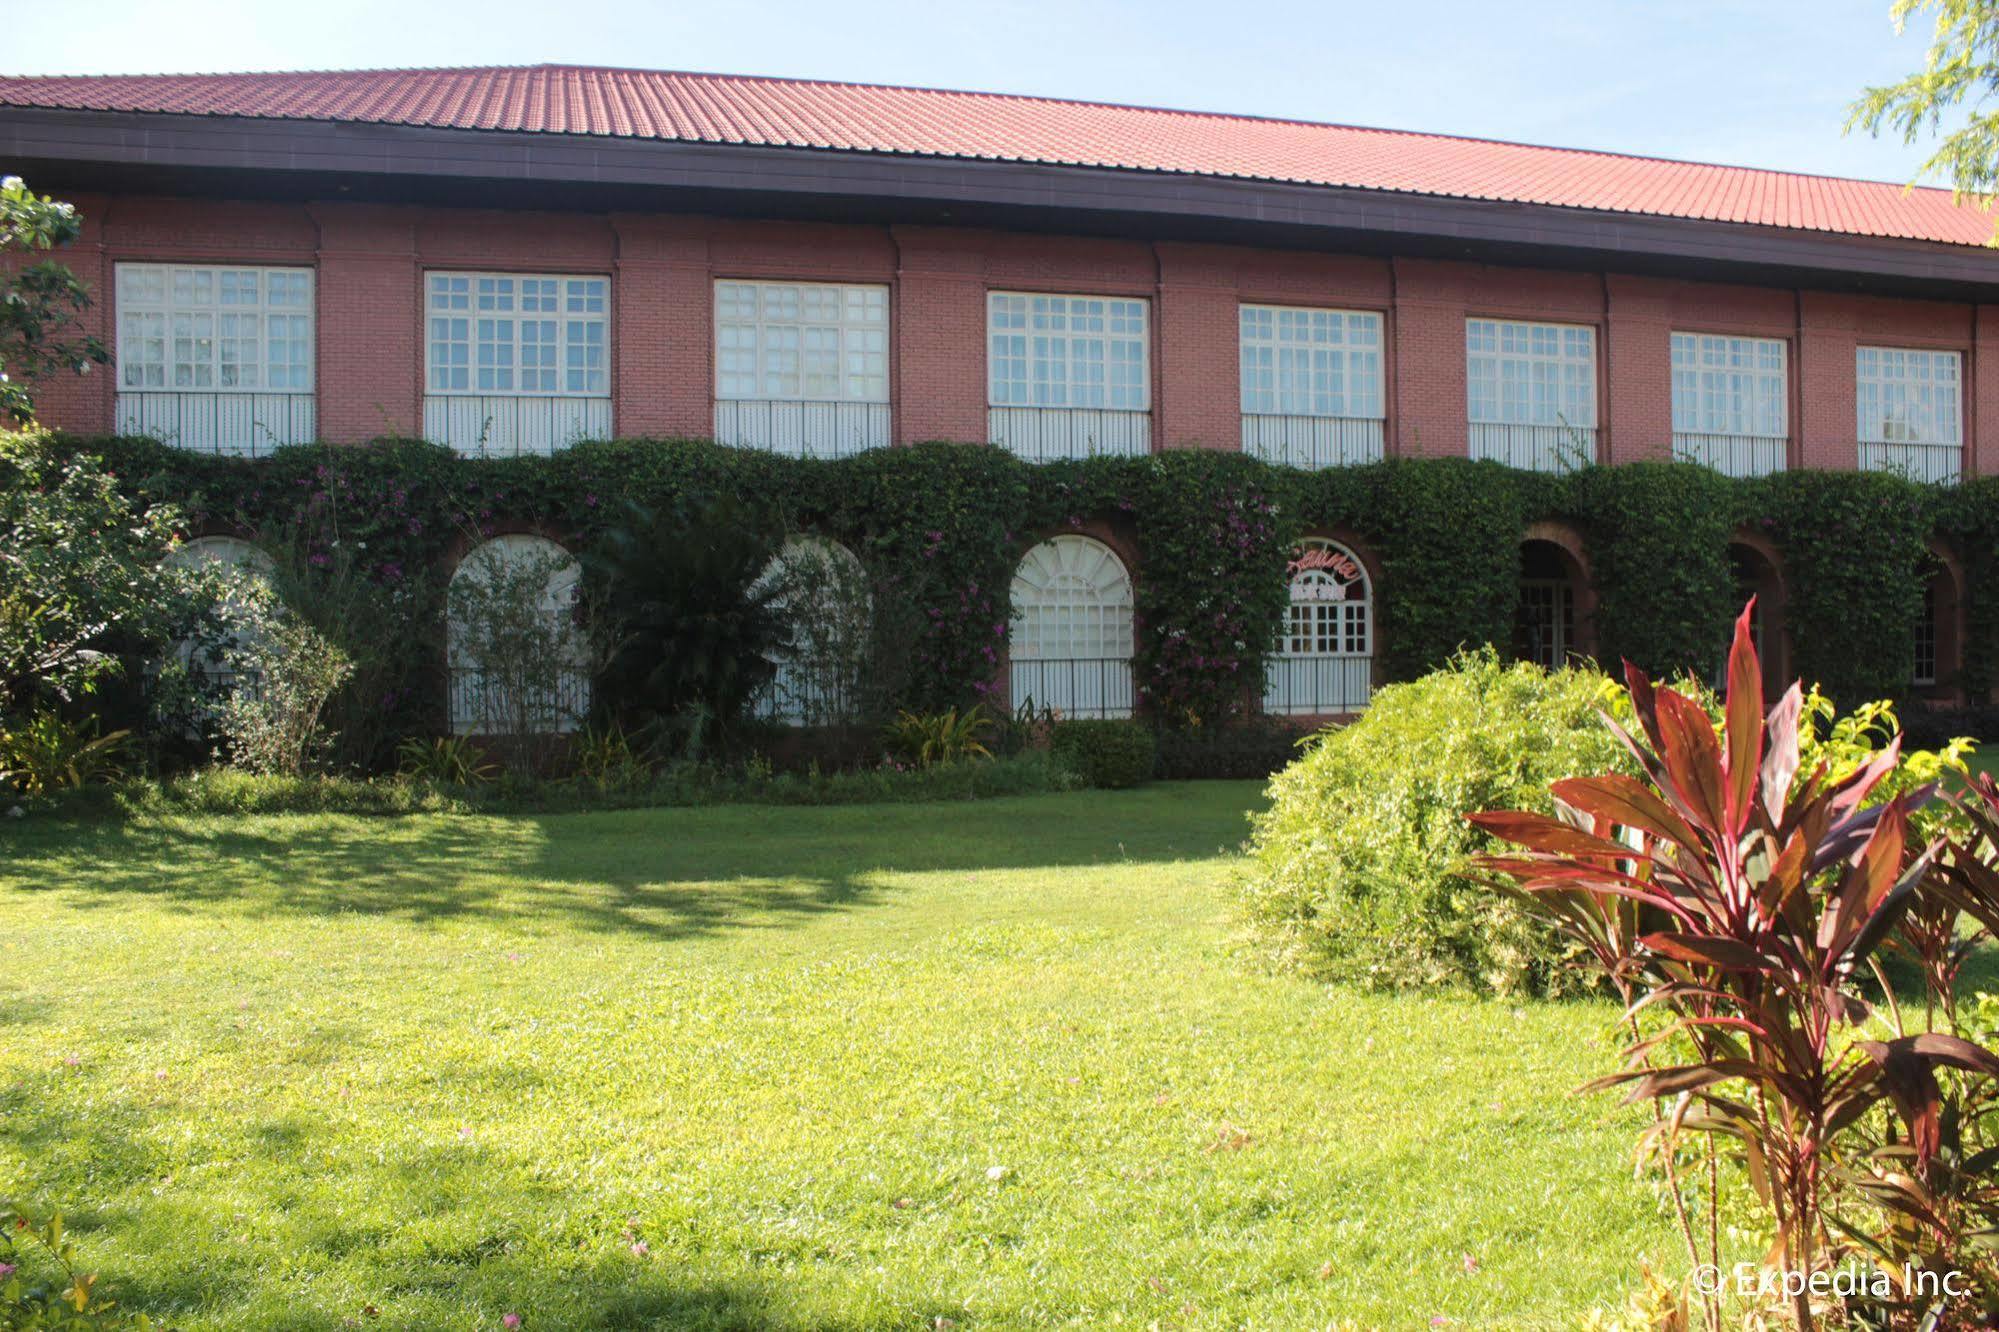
69 432 1994 731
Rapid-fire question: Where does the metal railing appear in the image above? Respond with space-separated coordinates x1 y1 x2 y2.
1009 657 1135 719
1673 432 1788 478
988 407 1151 462
1261 655 1373 716
715 400 891 458
1468 423 1597 472
423 395 612 457
1240 415 1385 469
115 392 317 457
751 663 863 726
1860 439 1962 485
448 667 590 736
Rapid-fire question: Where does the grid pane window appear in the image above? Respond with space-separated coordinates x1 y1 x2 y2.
1671 333 1788 438
1857 346 1961 446
714 281 888 403
988 293 1149 410
426 273 609 397
117 264 314 393
1466 319 1596 428
1279 542 1371 657
1240 306 1383 418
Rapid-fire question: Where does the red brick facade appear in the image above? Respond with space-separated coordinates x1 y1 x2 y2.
22 192 1999 475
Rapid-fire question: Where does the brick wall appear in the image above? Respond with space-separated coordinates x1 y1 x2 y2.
17 193 1997 474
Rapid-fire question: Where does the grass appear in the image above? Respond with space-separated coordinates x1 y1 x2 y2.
0 784 1682 1330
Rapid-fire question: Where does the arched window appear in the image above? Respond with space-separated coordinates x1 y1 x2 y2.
1515 540 1581 668
1265 538 1373 715
754 536 872 725
448 534 587 736
1915 551 1962 696
1010 535 1135 718
163 535 277 700
1726 541 1787 695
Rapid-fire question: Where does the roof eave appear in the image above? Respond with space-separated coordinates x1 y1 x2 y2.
3 105 1996 300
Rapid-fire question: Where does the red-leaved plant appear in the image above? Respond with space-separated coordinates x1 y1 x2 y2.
1469 602 1999 1331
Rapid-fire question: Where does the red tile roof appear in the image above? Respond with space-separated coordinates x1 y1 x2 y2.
2 63 1993 249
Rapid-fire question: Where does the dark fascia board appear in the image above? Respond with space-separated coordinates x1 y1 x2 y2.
6 104 1999 299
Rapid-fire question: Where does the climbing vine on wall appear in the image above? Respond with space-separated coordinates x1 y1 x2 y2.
73 430 1984 747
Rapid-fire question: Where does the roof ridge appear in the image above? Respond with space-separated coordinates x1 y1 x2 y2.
0 62 1962 194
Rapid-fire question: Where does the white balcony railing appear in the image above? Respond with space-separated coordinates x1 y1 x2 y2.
989 408 1151 462
716 400 890 458
1009 656 1135 719
1860 439 1962 485
1262 655 1372 716
423 396 611 458
1240 415 1385 469
1468 423 1597 472
1674 432 1787 478
116 391 316 457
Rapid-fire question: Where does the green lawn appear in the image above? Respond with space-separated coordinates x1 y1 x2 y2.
1 784 1678 1330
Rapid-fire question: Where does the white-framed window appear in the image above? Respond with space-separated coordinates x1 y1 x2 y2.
988 293 1148 410
116 264 314 392
447 535 589 736
1264 539 1373 715
754 536 873 725
1009 535 1136 719
426 273 609 397
1240 306 1383 419
1671 333 1787 432
1915 580 1939 687
1466 319 1597 429
1858 346 1961 445
1671 332 1789 477
1858 346 1963 484
716 281 887 403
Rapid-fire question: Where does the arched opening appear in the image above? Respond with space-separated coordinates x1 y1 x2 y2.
1916 547 1964 701
1009 534 1135 719
754 536 873 725
447 534 587 736
1726 538 1788 694
164 534 277 694
1513 538 1589 668
1265 537 1373 715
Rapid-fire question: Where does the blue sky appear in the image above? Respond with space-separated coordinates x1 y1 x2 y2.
3 0 1959 185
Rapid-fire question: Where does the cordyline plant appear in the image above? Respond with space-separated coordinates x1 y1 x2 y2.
1469 602 1999 1331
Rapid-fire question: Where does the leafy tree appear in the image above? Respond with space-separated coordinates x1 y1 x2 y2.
1849 0 1999 214
1 176 108 424
584 497 793 756
0 429 204 713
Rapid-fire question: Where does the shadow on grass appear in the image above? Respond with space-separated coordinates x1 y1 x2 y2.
0 786 1252 943
4 1061 910 1331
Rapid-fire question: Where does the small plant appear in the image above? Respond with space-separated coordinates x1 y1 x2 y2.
1 1204 161 1329
211 580 354 778
395 734 497 786
1049 718 1156 789
570 723 653 793
0 710 131 795
883 706 995 767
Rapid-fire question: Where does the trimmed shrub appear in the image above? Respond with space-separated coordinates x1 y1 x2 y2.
1050 719 1157 789
1153 716 1307 780
1235 650 1635 995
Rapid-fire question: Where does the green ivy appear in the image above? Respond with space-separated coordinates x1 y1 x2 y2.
68 433 1987 739
1757 469 1932 705
1564 461 1741 677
